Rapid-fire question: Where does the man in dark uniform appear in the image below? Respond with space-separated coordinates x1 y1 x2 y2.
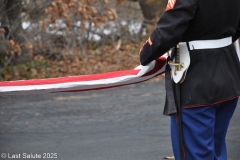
139 0 240 159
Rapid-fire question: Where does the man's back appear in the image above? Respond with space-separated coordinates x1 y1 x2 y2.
140 0 240 107
182 0 240 41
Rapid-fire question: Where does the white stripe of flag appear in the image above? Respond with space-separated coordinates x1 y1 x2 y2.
0 55 167 95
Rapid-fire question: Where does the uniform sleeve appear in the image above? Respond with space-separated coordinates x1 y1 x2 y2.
140 0 198 66
233 19 240 42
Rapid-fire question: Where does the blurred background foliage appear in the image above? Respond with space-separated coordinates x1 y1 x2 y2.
0 0 167 81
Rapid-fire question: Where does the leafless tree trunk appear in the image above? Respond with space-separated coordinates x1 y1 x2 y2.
1 0 30 63
137 0 168 37
138 0 159 24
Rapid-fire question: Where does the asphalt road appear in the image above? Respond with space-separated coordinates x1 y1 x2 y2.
0 81 239 160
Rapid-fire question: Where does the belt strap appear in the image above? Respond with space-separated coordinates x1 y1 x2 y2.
188 37 232 50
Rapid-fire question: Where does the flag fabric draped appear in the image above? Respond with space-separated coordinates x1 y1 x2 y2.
0 55 167 96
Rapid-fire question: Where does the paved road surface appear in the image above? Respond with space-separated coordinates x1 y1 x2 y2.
0 81 239 160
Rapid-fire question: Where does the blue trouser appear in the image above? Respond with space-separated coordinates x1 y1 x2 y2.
171 98 238 160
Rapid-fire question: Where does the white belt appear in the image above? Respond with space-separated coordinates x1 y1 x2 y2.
188 37 232 50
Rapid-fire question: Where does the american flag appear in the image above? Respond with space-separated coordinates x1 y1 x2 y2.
0 55 167 95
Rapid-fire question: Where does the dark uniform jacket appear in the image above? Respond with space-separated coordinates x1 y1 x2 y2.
140 0 240 112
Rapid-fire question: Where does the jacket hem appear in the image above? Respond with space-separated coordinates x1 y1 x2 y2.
182 95 240 109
